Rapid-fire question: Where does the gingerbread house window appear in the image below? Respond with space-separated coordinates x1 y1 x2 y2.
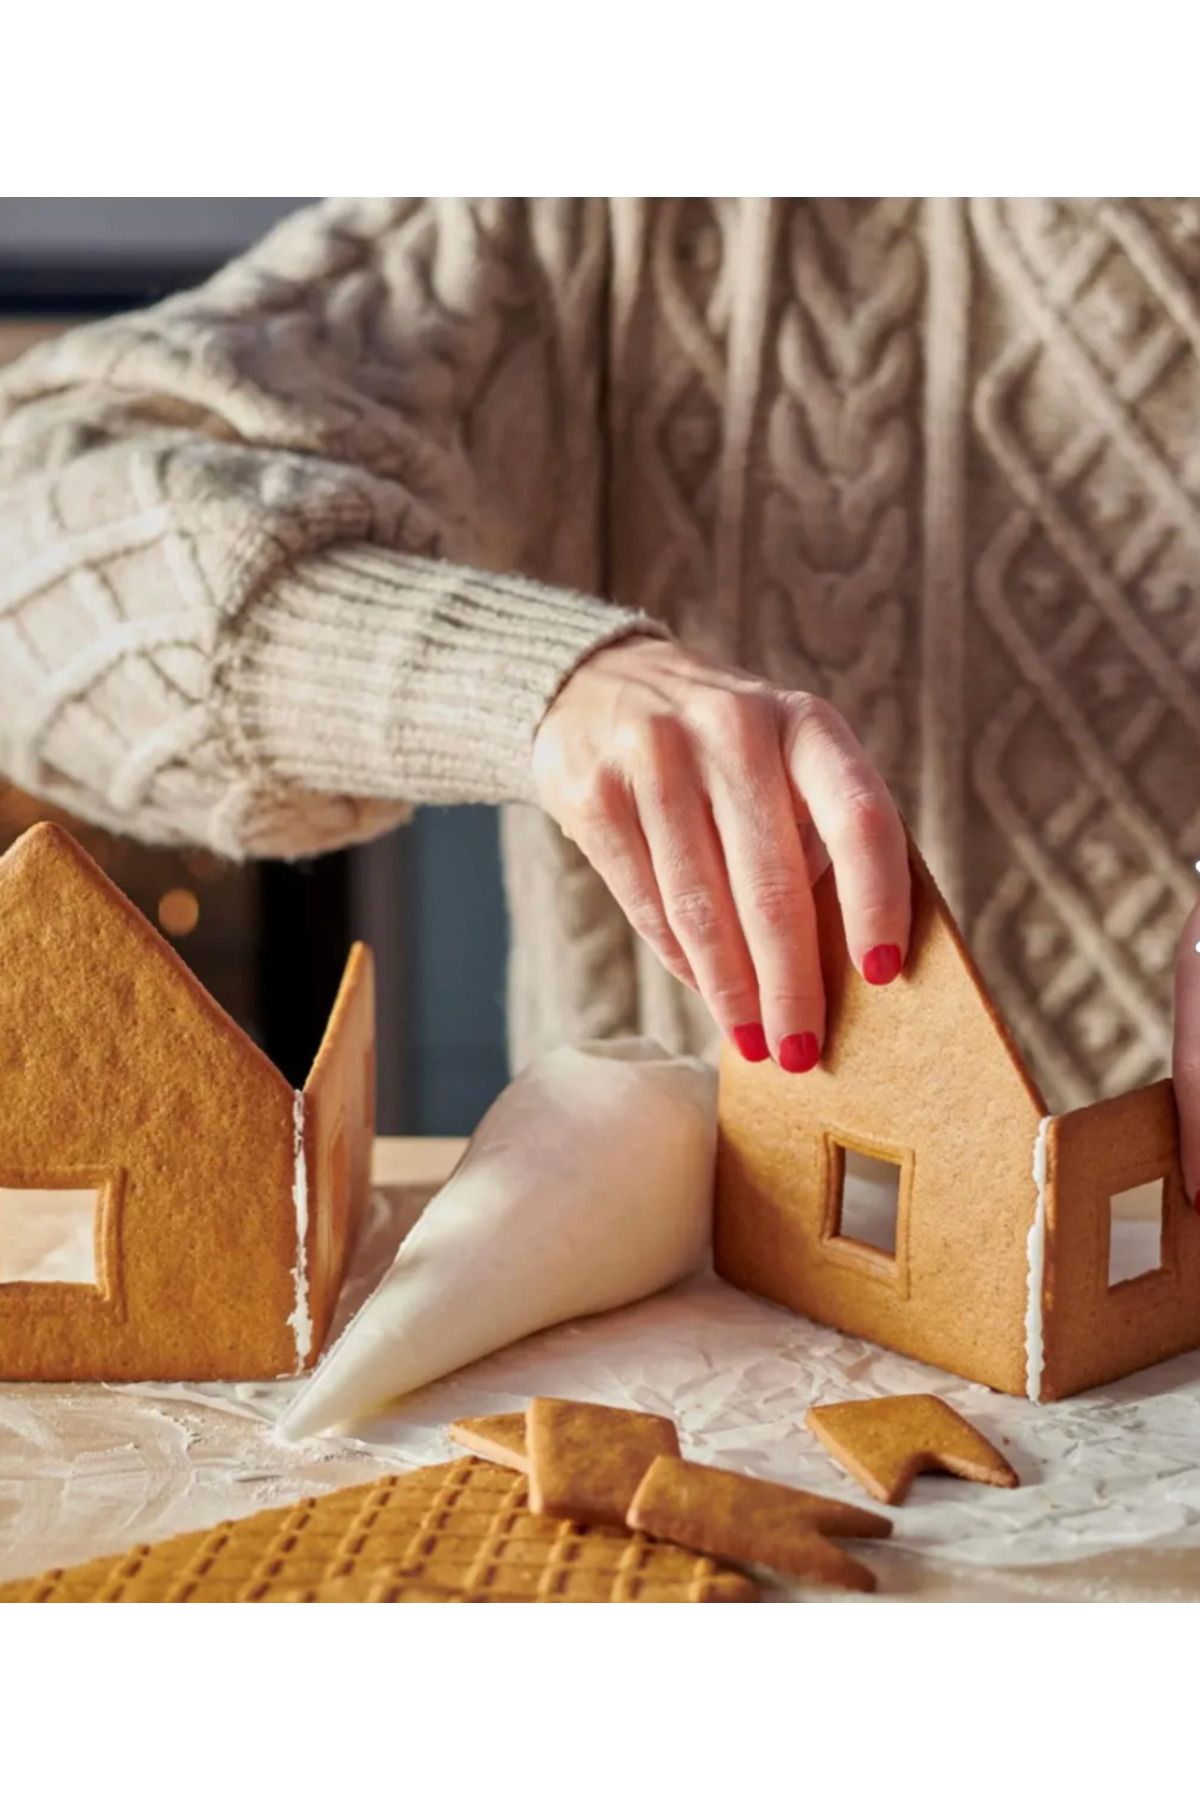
0 1182 102 1286
818 1134 914 1296
1107 1176 1165 1288
831 1144 903 1256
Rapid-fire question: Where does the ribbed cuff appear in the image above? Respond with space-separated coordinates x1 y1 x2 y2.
223 543 670 806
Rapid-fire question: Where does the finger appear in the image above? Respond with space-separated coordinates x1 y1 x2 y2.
1172 899 1200 1205
783 696 911 985
798 814 832 887
703 717 826 1072
632 725 764 1053
566 768 699 994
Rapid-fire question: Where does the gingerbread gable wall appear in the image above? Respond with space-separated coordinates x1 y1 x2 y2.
0 823 299 1379
714 849 1048 1396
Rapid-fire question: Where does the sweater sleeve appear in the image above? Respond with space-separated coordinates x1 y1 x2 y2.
0 198 664 858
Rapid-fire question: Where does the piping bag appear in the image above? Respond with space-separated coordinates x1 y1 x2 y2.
275 1037 716 1441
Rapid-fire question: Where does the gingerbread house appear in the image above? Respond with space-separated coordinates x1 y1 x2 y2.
714 844 1199 1402
0 822 374 1381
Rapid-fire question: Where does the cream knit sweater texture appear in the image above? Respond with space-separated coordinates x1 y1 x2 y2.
1 197 1197 1110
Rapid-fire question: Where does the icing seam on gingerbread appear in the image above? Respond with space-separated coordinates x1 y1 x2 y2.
1024 1115 1052 1402
287 1089 313 1372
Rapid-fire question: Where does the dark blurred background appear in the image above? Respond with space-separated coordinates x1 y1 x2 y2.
0 198 510 1137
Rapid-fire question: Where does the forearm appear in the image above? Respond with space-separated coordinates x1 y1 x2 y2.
220 543 667 852
0 197 661 856
0 499 663 858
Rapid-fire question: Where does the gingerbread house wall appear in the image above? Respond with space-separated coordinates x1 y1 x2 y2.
0 824 300 1380
714 854 1047 1396
301 942 376 1359
1041 1079 1200 1399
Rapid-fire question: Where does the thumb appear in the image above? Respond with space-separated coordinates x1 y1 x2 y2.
1172 898 1200 1206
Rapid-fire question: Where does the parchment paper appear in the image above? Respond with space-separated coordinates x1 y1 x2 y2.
5 1177 1200 1589
133 1185 1200 1571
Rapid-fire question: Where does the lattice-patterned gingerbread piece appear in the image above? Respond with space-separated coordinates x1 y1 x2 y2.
0 1460 759 1603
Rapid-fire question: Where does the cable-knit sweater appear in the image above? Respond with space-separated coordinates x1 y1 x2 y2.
2 197 1198 1110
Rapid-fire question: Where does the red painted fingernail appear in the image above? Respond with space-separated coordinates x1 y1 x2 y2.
1193 1191 1200 1213
779 1031 820 1074
732 1023 769 1063
863 943 902 986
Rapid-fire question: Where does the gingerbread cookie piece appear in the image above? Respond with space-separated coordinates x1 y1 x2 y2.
627 1456 880 1593
526 1398 680 1527
805 1395 1019 1504
448 1412 529 1473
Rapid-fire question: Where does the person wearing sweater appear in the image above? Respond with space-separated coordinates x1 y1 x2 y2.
2 198 1199 1190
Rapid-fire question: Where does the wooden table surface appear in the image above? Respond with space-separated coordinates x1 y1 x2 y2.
2 1136 1199 1601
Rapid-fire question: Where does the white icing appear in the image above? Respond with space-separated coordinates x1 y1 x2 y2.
286 1089 313 1373
1024 1115 1052 1403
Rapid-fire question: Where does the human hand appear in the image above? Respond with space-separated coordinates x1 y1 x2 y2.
532 633 911 1070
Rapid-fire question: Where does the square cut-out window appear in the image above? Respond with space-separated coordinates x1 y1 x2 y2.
832 1146 903 1257
1108 1177 1165 1287
0 1185 102 1286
